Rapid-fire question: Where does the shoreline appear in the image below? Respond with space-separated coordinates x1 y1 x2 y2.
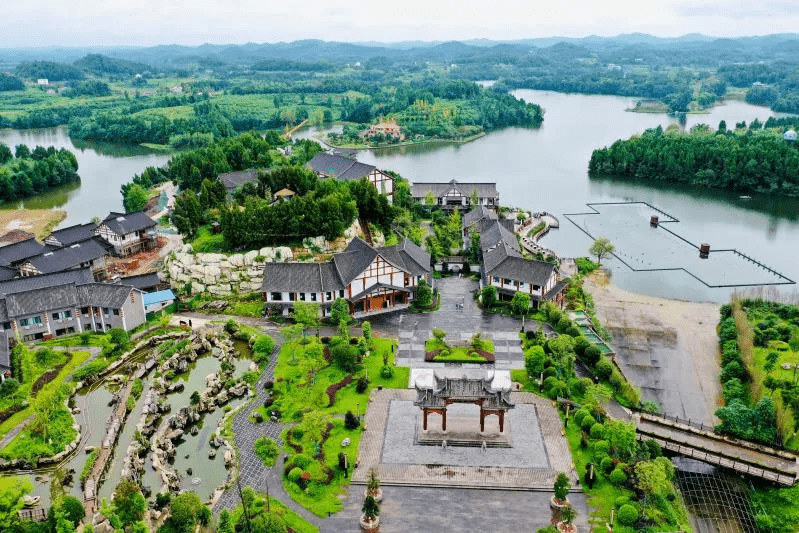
584 269 722 424
316 131 487 151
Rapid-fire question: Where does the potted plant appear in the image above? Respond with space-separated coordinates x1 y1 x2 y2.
360 495 380 531
550 472 571 510
364 467 383 502
557 505 577 533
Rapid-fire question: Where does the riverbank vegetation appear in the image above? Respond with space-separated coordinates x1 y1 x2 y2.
0 143 80 203
714 299 799 449
589 123 799 198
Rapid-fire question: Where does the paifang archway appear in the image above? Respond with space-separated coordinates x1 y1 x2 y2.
414 373 515 433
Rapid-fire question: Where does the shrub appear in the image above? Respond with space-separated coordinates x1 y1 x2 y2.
553 472 571 501
614 496 630 509
721 360 744 383
595 357 614 380
617 504 638 526
344 411 360 430
356 376 369 394
557 316 573 333
573 409 590 427
590 423 605 440
380 365 394 379
600 456 614 474
610 467 627 486
287 467 303 483
580 414 596 431
292 454 311 469
254 436 280 467
0 377 20 397
592 440 610 455
264 380 274 390
583 344 601 366
573 337 591 357
644 439 662 459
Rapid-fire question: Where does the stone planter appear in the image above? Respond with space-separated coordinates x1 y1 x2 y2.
359 514 380 532
550 495 570 511
363 488 383 502
556 521 577 533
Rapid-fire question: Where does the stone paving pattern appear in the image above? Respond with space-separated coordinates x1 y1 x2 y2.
353 389 577 489
381 401 549 468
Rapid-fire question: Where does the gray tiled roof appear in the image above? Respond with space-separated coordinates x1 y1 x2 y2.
6 285 79 316
46 223 97 247
338 161 376 181
23 238 108 274
485 254 555 288
483 241 524 273
261 237 430 294
76 283 136 308
0 238 48 266
463 206 498 230
261 262 344 293
480 220 519 254
307 153 369 178
218 170 258 191
100 211 156 236
117 272 161 291
378 239 431 277
411 179 498 199
0 268 94 296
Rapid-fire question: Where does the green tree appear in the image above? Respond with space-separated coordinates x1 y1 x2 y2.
469 230 481 263
172 189 204 239
167 492 206 533
415 278 433 308
122 183 149 213
293 301 321 338
112 479 147 526
251 513 287 533
362 321 372 344
764 351 780 374
0 478 31 530
524 345 547 377
330 298 350 324
481 285 497 308
604 419 637 461
589 237 614 265
511 291 531 315
362 495 380 521
59 496 85 527
553 472 570 502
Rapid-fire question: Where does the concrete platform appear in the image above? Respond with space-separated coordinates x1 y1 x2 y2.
416 406 512 448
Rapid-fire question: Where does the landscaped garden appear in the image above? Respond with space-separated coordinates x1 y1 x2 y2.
0 345 91 462
220 486 319 533
424 329 495 363
270 317 407 517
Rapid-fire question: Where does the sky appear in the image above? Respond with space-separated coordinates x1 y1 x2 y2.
4 0 799 48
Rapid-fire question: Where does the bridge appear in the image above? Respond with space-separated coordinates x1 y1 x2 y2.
632 411 798 486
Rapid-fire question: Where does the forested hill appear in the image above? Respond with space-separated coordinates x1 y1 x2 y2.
0 144 80 202
588 124 799 198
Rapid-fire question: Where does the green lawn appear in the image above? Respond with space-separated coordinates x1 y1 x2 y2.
189 224 227 253
0 349 91 440
273 334 407 517
230 489 319 533
432 349 490 363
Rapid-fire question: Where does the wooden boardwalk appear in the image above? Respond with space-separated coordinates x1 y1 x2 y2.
634 412 798 486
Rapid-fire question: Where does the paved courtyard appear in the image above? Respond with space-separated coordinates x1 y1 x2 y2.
353 389 577 490
381 401 549 468
371 277 528 368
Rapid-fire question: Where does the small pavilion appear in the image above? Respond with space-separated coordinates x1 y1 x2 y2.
414 372 515 433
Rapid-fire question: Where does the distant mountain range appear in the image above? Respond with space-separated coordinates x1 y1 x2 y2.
1 33 798 71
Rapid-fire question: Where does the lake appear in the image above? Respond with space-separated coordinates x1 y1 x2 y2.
299 91 799 303
0 127 172 227
2 93 798 302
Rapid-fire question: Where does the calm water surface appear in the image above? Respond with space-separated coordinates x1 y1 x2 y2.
300 91 799 302
0 127 171 227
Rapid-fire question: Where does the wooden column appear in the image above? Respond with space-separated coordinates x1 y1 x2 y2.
499 411 505 433
442 408 447 431
480 409 486 433
423 408 429 431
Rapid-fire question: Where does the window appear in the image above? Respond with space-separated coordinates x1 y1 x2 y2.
404 275 410 287
493 276 499 284
103 307 110 316
533 285 540 291
299 293 306 301
2 322 9 330
81 307 89 315
310 293 317 302
339 290 345 298
64 310 71 319
53 312 60 320
113 309 120 316
32 316 42 325
270 292 282 301
502 278 511 286
289 293 296 302
326 292 332 301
